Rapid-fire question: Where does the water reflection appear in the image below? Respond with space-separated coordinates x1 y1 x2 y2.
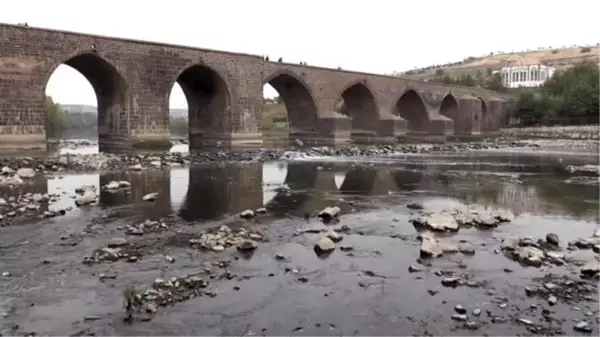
12 158 594 223
48 142 190 155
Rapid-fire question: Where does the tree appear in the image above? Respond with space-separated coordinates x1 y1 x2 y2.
510 62 599 124
45 95 67 139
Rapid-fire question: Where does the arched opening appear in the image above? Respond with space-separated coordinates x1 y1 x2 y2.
334 82 378 142
262 82 289 145
439 95 459 120
168 82 189 149
172 64 229 149
263 72 318 144
394 89 428 133
44 53 129 151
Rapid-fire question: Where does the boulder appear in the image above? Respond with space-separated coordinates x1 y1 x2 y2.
415 212 459 232
420 235 443 258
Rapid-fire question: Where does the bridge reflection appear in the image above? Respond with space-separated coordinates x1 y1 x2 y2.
38 159 600 222
91 162 435 221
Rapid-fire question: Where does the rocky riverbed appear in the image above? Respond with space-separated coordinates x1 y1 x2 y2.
0 139 546 174
0 140 598 336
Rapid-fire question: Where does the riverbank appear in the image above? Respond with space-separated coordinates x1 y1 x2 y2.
501 125 599 140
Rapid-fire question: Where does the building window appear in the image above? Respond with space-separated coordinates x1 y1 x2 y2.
513 72 518 82
520 71 526 82
540 71 546 81
531 70 537 81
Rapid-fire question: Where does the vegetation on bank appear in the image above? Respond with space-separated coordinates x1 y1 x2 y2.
510 62 599 126
429 68 507 92
45 96 67 139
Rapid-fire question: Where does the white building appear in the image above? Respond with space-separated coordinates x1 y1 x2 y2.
500 57 555 88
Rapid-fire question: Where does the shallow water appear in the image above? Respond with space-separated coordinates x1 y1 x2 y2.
0 150 599 336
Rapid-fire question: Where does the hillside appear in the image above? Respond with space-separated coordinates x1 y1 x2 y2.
400 45 599 80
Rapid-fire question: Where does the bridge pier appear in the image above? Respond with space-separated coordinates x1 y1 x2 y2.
313 112 352 146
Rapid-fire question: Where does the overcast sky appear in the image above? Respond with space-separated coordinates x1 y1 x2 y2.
2 0 598 109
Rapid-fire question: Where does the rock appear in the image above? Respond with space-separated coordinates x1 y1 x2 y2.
513 245 545 266
501 236 520 250
458 242 475 255
593 244 600 254
118 181 131 188
525 286 537 296
16 168 36 179
237 240 258 252
107 237 128 248
1 166 15 175
406 203 424 210
240 209 254 219
340 244 354 252
326 230 342 242
1 271 10 277
580 260 600 278
318 206 341 220
547 295 558 306
492 209 515 223
142 192 158 201
574 321 592 333
420 235 443 258
414 212 459 232
441 277 459 287
438 241 458 253
593 227 600 238
255 207 267 214
472 308 481 316
464 321 481 330
129 164 143 171
165 255 175 263
451 314 467 321
454 304 467 314
408 265 422 273
0 197 6 205
315 237 336 253
519 236 538 247
145 303 157 313
212 245 225 252
104 181 120 190
75 189 97 206
546 233 560 246
518 318 533 325
150 161 162 167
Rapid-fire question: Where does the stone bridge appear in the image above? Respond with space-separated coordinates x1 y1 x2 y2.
0 23 512 151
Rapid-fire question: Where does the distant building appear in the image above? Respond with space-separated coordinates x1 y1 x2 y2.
500 56 555 88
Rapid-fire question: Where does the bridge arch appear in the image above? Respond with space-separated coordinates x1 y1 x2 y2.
170 62 231 147
334 80 379 142
43 51 130 150
439 94 459 121
263 70 319 137
393 88 429 133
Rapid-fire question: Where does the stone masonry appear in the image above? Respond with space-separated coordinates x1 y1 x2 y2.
0 23 512 151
